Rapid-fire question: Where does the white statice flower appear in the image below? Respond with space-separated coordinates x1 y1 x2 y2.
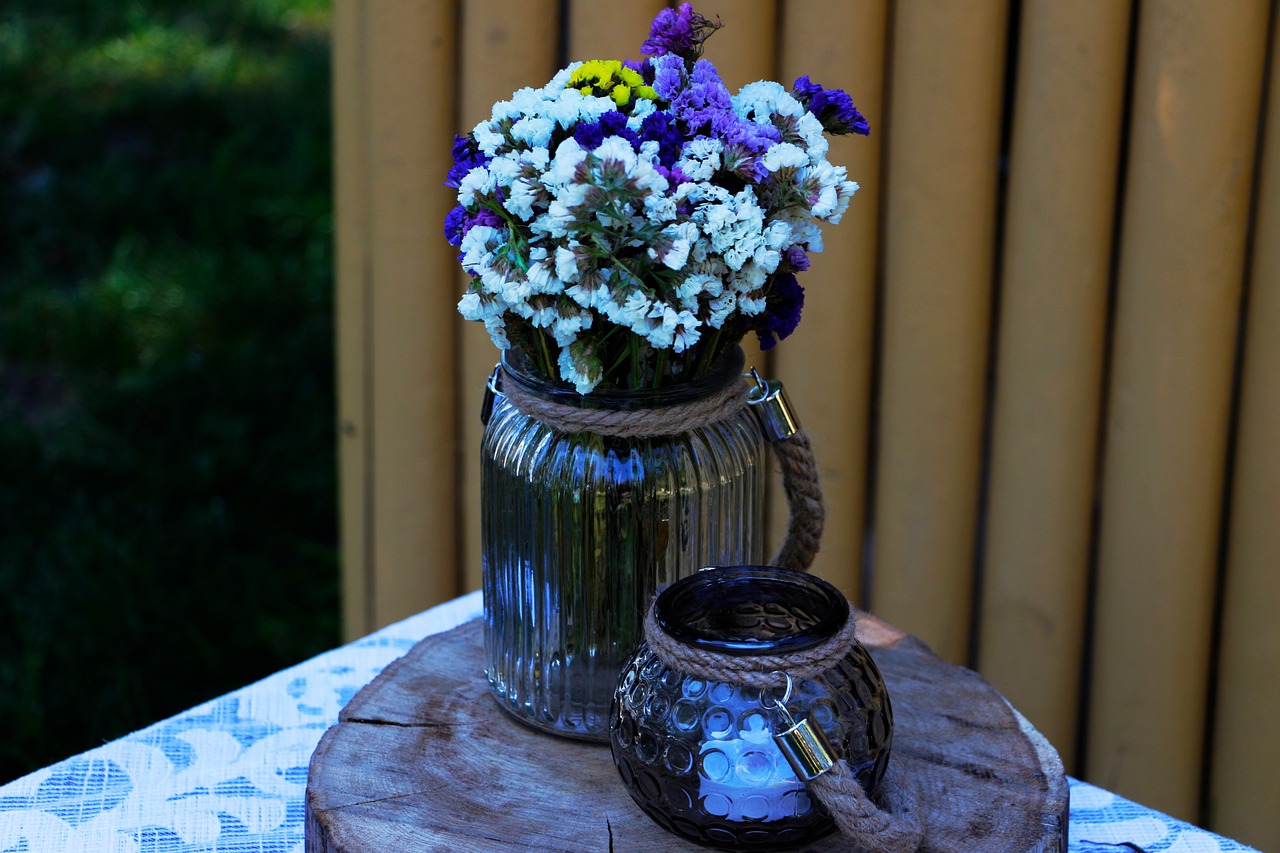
649 221 700 271
484 314 511 349
511 116 555 148
762 142 807 172
826 178 860 224
565 280 608 310
676 138 723 182
738 293 766 315
542 63 580 96
644 192 677 223
675 271 724 308
706 291 737 328
459 225 503 277
670 309 701 353
636 300 678 348
457 167 496 206
734 80 806 125
542 138 587 187
538 182 590 238
557 344 599 394
764 220 793 251
525 247 561 294
552 306 593 346
625 96 657 131
472 121 507 156
592 136 669 196
795 112 829 162
555 245 581 283
506 177 540 221
509 86 550 118
459 290 512 351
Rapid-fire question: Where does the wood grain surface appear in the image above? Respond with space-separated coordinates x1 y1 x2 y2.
306 617 1067 852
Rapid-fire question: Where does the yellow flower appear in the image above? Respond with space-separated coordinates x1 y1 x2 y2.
568 59 656 106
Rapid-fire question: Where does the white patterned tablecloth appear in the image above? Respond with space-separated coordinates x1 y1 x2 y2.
0 591 1258 852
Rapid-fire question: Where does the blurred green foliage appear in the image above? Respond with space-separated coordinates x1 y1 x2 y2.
0 0 338 780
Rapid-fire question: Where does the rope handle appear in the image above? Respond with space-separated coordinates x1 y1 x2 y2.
484 363 827 573
744 370 824 572
766 672 923 852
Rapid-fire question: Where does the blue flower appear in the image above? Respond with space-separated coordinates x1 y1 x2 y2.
641 3 720 64
792 75 870 136
754 273 805 351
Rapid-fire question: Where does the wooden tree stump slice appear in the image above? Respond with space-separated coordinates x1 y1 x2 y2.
306 616 1067 852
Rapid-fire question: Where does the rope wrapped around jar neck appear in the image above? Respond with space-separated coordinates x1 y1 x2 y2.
498 366 826 573
642 601 925 853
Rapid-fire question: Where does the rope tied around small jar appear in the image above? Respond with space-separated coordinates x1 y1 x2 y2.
498 365 825 572
643 603 925 853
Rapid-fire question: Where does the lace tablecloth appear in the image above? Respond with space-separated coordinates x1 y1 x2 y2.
0 591 1258 852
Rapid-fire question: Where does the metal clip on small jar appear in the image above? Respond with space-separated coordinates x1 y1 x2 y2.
609 566 895 851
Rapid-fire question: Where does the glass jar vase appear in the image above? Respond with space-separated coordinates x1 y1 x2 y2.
609 566 894 850
481 347 767 741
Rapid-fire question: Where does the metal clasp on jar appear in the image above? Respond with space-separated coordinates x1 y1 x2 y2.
766 671 838 782
745 368 800 441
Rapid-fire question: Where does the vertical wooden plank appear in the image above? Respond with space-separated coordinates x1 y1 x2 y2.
456 1 561 594
977 0 1131 766
872 1 1008 663
775 0 888 602
567 1 668 63
1087 0 1268 821
333 1 372 641
1208 11 1280 848
700 0 777 91
359 0 461 629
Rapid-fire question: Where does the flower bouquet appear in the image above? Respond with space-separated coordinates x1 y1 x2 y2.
450 4 868 743
447 3 868 394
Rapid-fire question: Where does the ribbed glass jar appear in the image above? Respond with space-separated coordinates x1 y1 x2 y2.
481 347 767 741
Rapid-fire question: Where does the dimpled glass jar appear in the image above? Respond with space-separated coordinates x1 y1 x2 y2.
482 348 766 742
609 566 893 850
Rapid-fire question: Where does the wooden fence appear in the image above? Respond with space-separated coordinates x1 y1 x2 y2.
332 1 1280 847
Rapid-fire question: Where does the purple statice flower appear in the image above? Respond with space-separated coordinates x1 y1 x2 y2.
651 53 686 101
445 205 502 247
754 272 805 350
639 111 684 168
784 245 810 272
792 75 870 136
670 59 735 136
641 3 721 65
446 134 490 187
573 110 641 152
444 205 468 246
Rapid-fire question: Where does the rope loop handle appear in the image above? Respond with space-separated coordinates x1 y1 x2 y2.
493 364 826 572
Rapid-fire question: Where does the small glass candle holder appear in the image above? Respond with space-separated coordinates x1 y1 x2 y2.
609 566 894 850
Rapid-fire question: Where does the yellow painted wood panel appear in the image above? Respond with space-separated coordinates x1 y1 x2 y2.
456 0 561 594
1208 11 1280 847
333 0 372 641
358 0 462 631
567 1 667 64
775 0 887 603
872 1 1008 663
1087 0 1268 821
978 0 1131 767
